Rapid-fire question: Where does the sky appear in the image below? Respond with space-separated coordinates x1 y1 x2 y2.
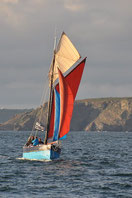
0 0 132 108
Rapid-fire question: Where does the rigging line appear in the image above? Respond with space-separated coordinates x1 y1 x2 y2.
39 85 49 120
38 83 49 129
29 78 49 138
34 78 49 137
40 79 49 108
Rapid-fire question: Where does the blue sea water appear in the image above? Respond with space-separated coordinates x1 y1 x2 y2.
0 131 132 198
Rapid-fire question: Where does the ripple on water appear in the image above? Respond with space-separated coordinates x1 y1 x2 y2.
0 131 132 198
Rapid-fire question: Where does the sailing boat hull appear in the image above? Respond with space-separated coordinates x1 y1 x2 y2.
23 144 61 160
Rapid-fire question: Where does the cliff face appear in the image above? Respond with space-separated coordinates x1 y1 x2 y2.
0 109 31 123
0 97 132 131
0 105 48 131
71 98 132 132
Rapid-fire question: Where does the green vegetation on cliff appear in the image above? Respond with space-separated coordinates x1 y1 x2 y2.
0 97 132 131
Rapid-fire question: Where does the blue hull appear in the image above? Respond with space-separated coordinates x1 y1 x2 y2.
23 144 61 160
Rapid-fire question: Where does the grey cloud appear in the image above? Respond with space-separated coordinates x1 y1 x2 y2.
0 0 132 108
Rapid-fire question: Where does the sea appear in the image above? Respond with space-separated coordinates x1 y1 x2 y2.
0 131 132 198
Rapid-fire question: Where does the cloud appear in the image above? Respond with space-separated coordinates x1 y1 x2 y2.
0 0 23 28
64 0 85 12
0 0 132 108
2 0 19 4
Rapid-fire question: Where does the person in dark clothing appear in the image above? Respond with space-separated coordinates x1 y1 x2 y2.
26 135 34 146
31 136 34 142
39 138 44 144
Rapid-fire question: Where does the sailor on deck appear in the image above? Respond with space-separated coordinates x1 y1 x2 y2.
26 135 34 146
38 138 44 144
32 136 39 146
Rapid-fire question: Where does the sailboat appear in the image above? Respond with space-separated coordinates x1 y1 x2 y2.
23 32 86 160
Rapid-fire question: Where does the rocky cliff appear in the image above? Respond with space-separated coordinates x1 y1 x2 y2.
0 97 132 131
0 109 32 123
71 97 132 132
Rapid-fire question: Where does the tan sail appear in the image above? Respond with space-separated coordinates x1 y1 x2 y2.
49 32 81 84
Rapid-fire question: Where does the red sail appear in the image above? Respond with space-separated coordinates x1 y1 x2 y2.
56 58 86 99
47 58 86 139
58 69 74 138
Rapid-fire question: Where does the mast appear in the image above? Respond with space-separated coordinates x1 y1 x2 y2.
44 32 81 142
44 36 56 144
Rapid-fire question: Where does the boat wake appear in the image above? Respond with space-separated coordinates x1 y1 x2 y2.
16 157 51 162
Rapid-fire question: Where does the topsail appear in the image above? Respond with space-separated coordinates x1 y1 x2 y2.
49 32 81 84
